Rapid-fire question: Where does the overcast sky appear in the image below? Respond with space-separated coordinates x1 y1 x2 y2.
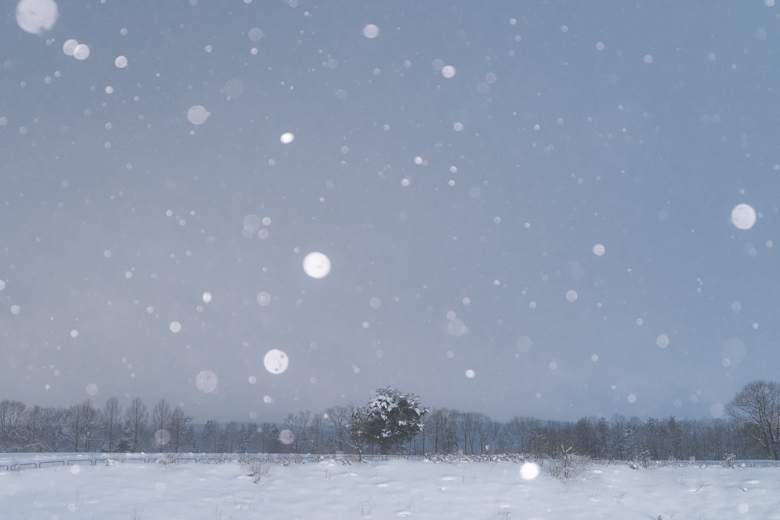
1 0 778 423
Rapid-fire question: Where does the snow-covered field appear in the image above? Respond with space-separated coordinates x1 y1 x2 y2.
1 455 778 519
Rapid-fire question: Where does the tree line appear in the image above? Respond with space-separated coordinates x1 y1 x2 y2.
1 381 777 460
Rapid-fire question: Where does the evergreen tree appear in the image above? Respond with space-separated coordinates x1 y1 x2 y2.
246 422 261 453
237 424 249 453
609 414 627 460
185 424 199 453
201 420 220 453
666 416 681 460
644 417 660 460
220 421 238 453
574 417 595 455
625 421 650 468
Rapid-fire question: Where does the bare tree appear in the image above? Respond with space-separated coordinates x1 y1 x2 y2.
150 399 172 452
456 411 477 454
726 380 780 460
308 413 326 454
125 397 148 452
82 401 102 451
168 407 192 453
61 405 85 452
283 410 311 453
42 407 65 452
62 400 101 452
505 416 540 454
325 406 350 452
257 423 281 453
429 408 458 454
0 400 27 452
102 397 123 452
477 415 501 454
22 405 50 452
348 405 370 461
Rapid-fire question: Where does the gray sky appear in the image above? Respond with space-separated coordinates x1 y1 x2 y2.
1 0 778 423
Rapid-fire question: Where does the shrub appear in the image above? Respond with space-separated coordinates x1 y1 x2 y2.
547 445 591 481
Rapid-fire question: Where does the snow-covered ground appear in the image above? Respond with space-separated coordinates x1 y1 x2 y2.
1 455 778 519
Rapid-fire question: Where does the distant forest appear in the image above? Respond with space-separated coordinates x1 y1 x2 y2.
0 390 774 461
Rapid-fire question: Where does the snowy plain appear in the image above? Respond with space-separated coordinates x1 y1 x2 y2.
1 454 779 519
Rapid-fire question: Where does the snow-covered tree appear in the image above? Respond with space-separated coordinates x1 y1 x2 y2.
362 387 427 455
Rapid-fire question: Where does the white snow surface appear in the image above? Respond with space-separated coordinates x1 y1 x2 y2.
1 454 779 518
